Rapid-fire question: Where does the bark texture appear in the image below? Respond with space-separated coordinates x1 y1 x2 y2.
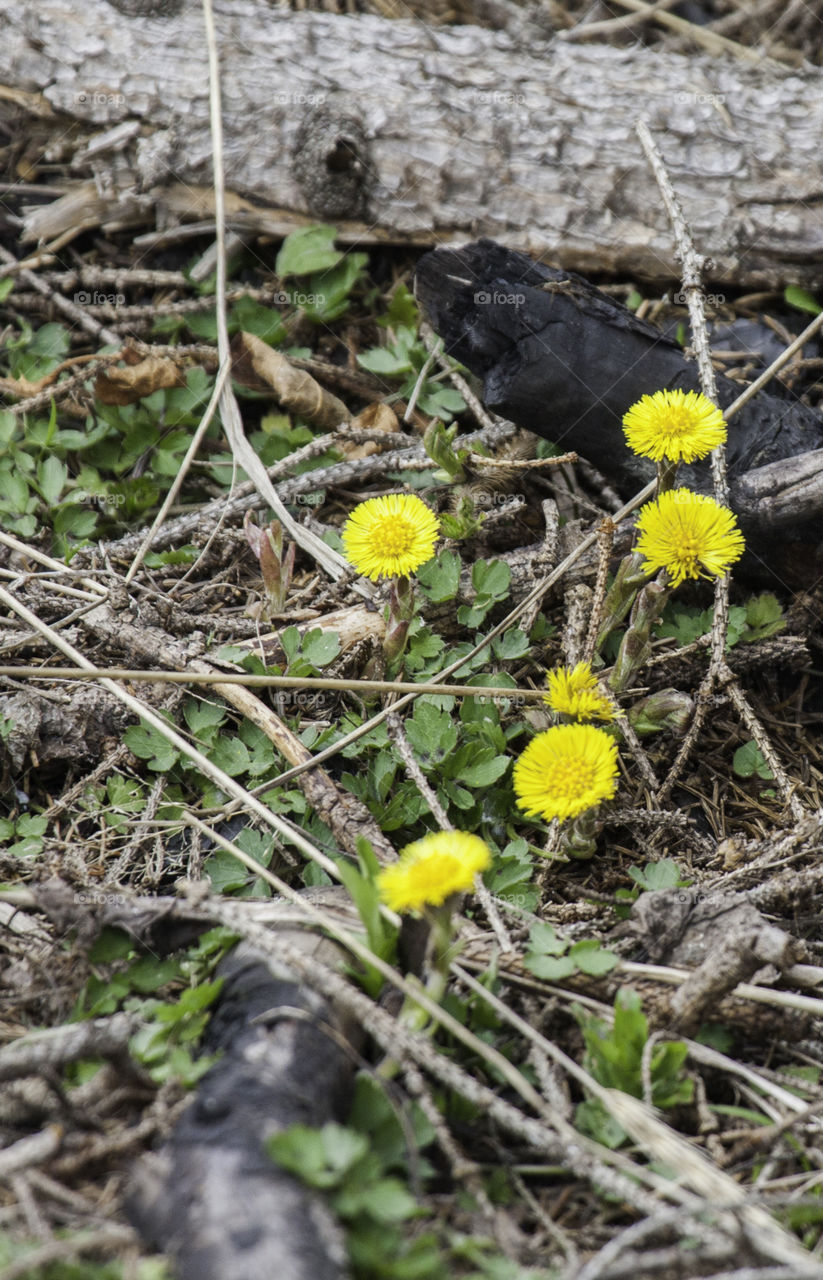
3 0 823 284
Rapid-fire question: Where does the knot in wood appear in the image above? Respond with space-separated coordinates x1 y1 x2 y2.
292 104 372 219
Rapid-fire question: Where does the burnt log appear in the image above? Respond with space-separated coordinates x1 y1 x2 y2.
414 238 823 590
1 0 823 285
125 937 358 1280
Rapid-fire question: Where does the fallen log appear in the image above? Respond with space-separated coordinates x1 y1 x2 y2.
126 937 358 1280
3 0 823 285
414 238 823 590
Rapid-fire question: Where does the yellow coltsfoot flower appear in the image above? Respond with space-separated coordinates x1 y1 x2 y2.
622 389 727 464
377 830 491 914
513 724 619 823
545 661 614 722
635 487 745 587
342 493 440 581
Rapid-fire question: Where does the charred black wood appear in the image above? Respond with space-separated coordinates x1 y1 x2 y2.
125 942 356 1280
415 239 823 589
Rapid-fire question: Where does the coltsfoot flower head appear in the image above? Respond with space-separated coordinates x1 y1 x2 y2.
342 493 440 581
377 831 491 914
513 724 619 823
635 488 745 587
545 661 614 722
623 389 727 463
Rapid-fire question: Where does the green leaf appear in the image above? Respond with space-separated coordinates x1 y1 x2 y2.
144 546 200 567
339 1175 417 1223
357 345 412 375
527 922 567 956
784 284 822 315
230 295 286 344
15 321 71 379
627 858 686 892
88 928 135 964
124 721 180 772
127 955 182 994
742 592 786 642
456 751 509 787
733 740 774 780
268 1126 332 1184
301 629 341 667
525 953 576 980
336 857 391 973
276 225 343 277
53 505 98 540
569 939 620 976
416 549 461 603
575 1098 627 1149
472 559 510 599
492 628 530 661
16 814 47 838
38 455 67 504
404 701 458 763
184 699 227 736
303 253 368 322
209 736 251 777
203 848 249 893
381 282 419 329
418 385 466 416
0 468 31 515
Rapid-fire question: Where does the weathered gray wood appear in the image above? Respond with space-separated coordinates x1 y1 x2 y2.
3 0 822 284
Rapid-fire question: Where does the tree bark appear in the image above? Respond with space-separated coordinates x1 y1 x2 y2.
3 0 823 286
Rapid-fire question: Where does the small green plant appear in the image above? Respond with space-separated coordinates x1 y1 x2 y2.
268 1074 549 1279
357 286 466 421
73 926 237 1087
457 560 512 628
524 922 619 981
733 740 775 782
268 1075 433 1279
614 857 690 916
785 284 822 316
275 224 369 324
574 989 693 1148
416 548 461 603
129 979 224 1086
0 1234 172 1280
335 838 399 996
0 812 47 858
657 591 785 649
